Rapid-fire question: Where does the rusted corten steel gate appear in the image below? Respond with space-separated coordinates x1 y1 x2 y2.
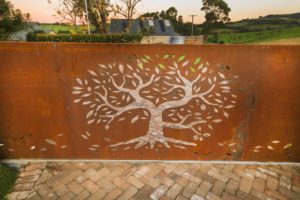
0 43 299 162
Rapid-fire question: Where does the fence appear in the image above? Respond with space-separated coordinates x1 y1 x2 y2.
0 43 299 162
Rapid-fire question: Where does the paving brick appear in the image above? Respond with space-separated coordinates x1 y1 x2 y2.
164 165 177 174
13 183 35 191
155 171 174 187
113 177 130 190
250 189 275 200
257 167 278 178
103 188 122 200
200 173 217 184
77 168 98 183
26 192 41 200
196 181 212 197
119 186 138 200
60 192 75 200
73 191 90 200
166 183 183 199
278 187 300 199
206 192 223 200
235 169 254 180
267 176 278 190
48 171 81 187
127 176 145 189
53 184 69 196
45 193 57 200
88 189 106 200
35 184 52 197
225 179 239 195
175 195 188 200
25 163 46 171
236 191 257 200
182 172 202 184
97 178 116 192
239 178 253 193
223 165 235 172
90 167 110 182
222 192 240 200
265 190 287 200
120 167 137 179
253 178 265 192
208 169 229 183
279 175 292 190
16 175 39 185
134 166 150 178
141 176 160 188
133 185 154 200
175 176 189 186
188 164 201 175
160 196 172 200
36 170 53 185
173 165 188 176
150 185 168 200
191 194 205 200
292 185 300 193
269 167 292 177
245 169 267 180
7 191 30 200
182 182 199 198
67 181 84 195
104 167 128 181
221 169 240 181
74 162 91 171
211 180 225 196
82 180 100 193
19 170 42 178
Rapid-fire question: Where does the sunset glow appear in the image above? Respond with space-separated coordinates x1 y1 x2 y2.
10 0 300 24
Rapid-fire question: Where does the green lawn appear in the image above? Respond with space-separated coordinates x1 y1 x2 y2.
0 164 18 199
40 24 99 34
207 27 300 44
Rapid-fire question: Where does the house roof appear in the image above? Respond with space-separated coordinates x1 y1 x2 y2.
110 19 178 36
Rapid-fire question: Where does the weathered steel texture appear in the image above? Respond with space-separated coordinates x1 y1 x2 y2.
0 43 299 161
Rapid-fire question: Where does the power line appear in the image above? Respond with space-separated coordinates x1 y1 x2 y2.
189 14 197 36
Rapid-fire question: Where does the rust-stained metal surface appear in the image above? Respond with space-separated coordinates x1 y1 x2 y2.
0 43 299 162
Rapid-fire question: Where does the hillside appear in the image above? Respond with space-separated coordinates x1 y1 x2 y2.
206 12 300 44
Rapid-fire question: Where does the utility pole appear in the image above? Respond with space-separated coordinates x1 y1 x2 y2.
84 0 91 34
189 14 197 37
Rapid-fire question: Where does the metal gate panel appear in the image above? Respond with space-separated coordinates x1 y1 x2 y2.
0 43 299 161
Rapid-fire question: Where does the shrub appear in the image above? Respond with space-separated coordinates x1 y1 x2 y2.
26 30 46 41
0 164 18 199
27 33 143 43
57 30 72 34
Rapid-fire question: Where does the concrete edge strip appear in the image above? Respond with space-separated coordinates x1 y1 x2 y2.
0 159 299 166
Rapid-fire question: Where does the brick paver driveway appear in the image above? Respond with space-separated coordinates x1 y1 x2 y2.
7 162 300 200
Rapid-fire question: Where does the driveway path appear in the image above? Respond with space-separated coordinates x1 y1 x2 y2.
7 162 300 200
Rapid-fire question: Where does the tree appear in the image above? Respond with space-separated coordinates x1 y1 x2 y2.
113 0 143 20
178 15 183 24
139 12 159 20
165 7 177 20
48 0 82 32
201 0 231 30
73 54 237 150
81 0 111 34
0 0 26 34
0 0 12 17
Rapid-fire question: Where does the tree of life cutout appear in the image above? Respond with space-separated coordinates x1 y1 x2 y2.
73 54 238 150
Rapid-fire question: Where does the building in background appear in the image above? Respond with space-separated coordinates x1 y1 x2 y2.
110 19 203 45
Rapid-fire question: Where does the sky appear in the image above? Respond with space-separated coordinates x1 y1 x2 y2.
9 0 300 24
